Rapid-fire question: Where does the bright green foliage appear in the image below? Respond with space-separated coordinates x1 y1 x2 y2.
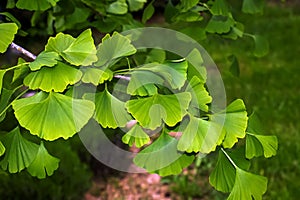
45 29 97 66
16 0 59 11
0 23 18 53
127 0 147 12
177 116 224 153
107 0 128 15
95 32 136 67
185 76 212 112
12 92 95 140
24 62 82 92
27 142 60 179
134 132 195 176
81 68 113 86
29 51 60 71
126 92 191 130
242 0 264 14
228 168 267 200
0 70 6 95
0 127 38 173
206 15 235 34
0 142 5 156
122 124 150 148
246 134 278 159
211 99 248 148
84 89 131 128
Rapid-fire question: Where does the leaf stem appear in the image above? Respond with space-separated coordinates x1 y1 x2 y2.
4 62 29 72
243 33 254 38
221 147 238 169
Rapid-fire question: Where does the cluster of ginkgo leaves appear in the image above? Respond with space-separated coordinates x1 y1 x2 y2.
0 0 277 199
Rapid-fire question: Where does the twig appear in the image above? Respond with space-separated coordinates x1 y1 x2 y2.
10 42 37 60
114 74 131 81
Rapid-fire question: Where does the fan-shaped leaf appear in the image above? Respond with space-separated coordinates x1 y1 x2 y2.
185 76 212 112
0 127 38 173
122 124 150 148
0 23 18 53
107 0 128 15
84 89 131 128
95 32 136 67
128 0 146 11
27 142 60 179
125 92 191 130
81 68 113 85
16 0 59 11
242 0 264 14
45 32 75 53
24 62 82 92
29 51 60 71
211 99 248 148
134 132 194 176
228 168 267 200
206 15 234 34
177 116 224 153
211 0 230 16
12 92 95 140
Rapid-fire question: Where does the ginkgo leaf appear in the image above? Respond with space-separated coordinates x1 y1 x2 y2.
83 89 131 128
211 0 230 16
24 62 82 92
228 168 268 200
246 133 278 159
242 0 264 14
29 51 60 71
0 141 5 156
16 0 59 11
185 76 212 112
211 99 248 148
122 124 150 148
0 88 15 122
27 142 60 179
0 23 18 53
125 92 191 130
95 32 136 67
206 15 235 34
45 29 97 66
209 149 250 193
177 116 225 153
0 127 39 173
252 35 269 57
134 132 194 176
107 0 128 15
12 92 95 141
81 68 113 85
127 0 146 12
0 70 6 95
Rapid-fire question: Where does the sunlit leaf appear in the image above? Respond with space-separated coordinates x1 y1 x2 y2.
127 0 146 12
211 0 229 16
16 0 59 11
242 0 264 14
95 32 136 67
185 76 212 112
0 23 18 53
12 92 95 140
126 92 191 130
211 99 248 148
0 127 38 173
122 124 150 148
228 168 267 200
27 142 60 179
134 132 194 176
81 68 113 85
107 0 128 15
45 29 97 66
29 51 59 71
246 134 278 159
84 89 131 128
178 116 224 153
206 15 234 34
24 62 82 92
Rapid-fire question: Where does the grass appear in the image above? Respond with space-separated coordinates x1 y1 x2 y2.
199 3 300 199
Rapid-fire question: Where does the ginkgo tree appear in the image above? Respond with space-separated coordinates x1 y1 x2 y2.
0 0 277 199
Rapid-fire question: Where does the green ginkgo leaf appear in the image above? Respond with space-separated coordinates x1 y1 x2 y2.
84 89 131 128
0 88 15 122
12 92 95 140
122 124 150 148
24 62 82 92
228 168 268 200
81 68 113 86
0 23 18 53
107 0 128 14
16 0 59 11
27 142 60 179
134 132 194 176
211 0 230 16
29 51 60 71
127 0 146 11
242 0 264 14
0 70 6 95
211 99 248 148
252 35 269 57
125 92 191 130
95 32 136 67
0 141 5 156
177 116 224 153
45 29 97 66
0 127 39 173
206 15 235 34
185 76 212 112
